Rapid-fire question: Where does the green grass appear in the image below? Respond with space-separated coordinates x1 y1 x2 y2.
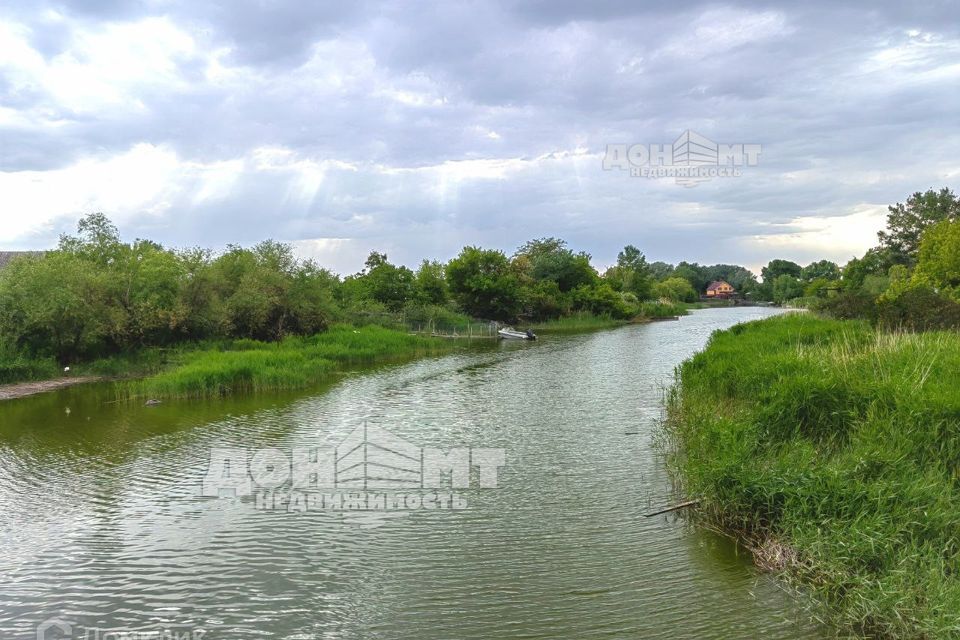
528 312 628 333
666 313 960 638
530 305 690 333
0 353 59 384
123 325 457 399
639 301 689 319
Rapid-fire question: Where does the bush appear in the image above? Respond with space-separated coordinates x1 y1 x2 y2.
815 290 879 321
876 286 960 331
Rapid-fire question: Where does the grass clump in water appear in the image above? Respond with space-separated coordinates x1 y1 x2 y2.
666 313 960 638
127 325 455 398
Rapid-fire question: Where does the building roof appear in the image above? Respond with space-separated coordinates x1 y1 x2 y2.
0 251 46 269
706 280 734 292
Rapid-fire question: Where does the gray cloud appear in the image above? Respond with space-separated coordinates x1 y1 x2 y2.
1 0 958 275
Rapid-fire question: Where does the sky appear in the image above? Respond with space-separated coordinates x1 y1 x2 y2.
1 1 958 276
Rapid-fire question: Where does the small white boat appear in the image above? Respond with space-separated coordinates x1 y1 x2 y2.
498 327 537 340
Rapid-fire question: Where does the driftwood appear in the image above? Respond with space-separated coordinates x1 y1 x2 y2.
644 499 701 517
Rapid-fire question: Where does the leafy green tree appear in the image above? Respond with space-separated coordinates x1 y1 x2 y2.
878 188 960 265
524 280 569 320
570 283 634 319
652 277 698 302
0 253 110 362
803 277 833 298
648 261 675 281
703 264 758 292
446 247 521 320
772 274 804 304
413 260 449 306
514 237 597 292
913 219 960 299
841 248 895 290
604 245 652 299
673 262 709 293
361 252 414 311
801 260 841 282
761 259 802 283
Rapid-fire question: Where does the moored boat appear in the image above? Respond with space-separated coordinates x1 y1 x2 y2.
498 327 537 340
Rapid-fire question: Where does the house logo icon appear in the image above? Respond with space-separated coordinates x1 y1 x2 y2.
334 422 424 490
37 618 71 640
671 130 720 187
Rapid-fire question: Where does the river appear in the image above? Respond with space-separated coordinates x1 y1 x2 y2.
0 307 824 639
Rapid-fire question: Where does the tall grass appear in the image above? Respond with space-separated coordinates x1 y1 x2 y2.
639 301 689 318
124 325 456 399
666 313 960 637
530 305 689 333
0 352 59 384
529 312 627 333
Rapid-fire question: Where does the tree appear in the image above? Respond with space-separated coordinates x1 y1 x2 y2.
800 260 841 282
446 247 521 320
652 277 698 302
913 219 960 299
842 248 895 290
761 259 802 283
673 262 710 293
514 237 597 292
878 188 960 265
772 274 804 304
648 261 675 281
413 260 449 306
703 264 758 292
362 253 414 311
605 245 652 299
0 252 111 362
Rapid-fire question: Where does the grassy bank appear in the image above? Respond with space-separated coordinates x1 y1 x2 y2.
121 325 458 399
666 313 960 637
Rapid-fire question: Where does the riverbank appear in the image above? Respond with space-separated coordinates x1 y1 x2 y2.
666 313 960 638
0 376 103 401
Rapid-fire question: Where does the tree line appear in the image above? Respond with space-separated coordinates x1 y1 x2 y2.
816 187 960 329
6 188 955 365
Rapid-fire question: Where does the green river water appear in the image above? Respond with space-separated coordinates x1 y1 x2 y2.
0 307 826 639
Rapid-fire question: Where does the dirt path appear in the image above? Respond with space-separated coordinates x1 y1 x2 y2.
0 377 102 401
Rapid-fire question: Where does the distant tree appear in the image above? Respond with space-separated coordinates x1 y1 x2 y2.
842 248 895 290
878 188 960 266
673 262 710 293
413 260 449 306
446 247 521 320
772 274 805 304
800 260 841 282
570 283 633 319
761 259 802 284
361 252 415 311
514 237 597 292
702 264 758 293
648 261 675 281
604 245 651 299
652 277 698 302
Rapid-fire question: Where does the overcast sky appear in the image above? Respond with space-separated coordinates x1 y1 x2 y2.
1 1 958 275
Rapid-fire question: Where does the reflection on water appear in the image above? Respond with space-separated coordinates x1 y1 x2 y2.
0 308 823 639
